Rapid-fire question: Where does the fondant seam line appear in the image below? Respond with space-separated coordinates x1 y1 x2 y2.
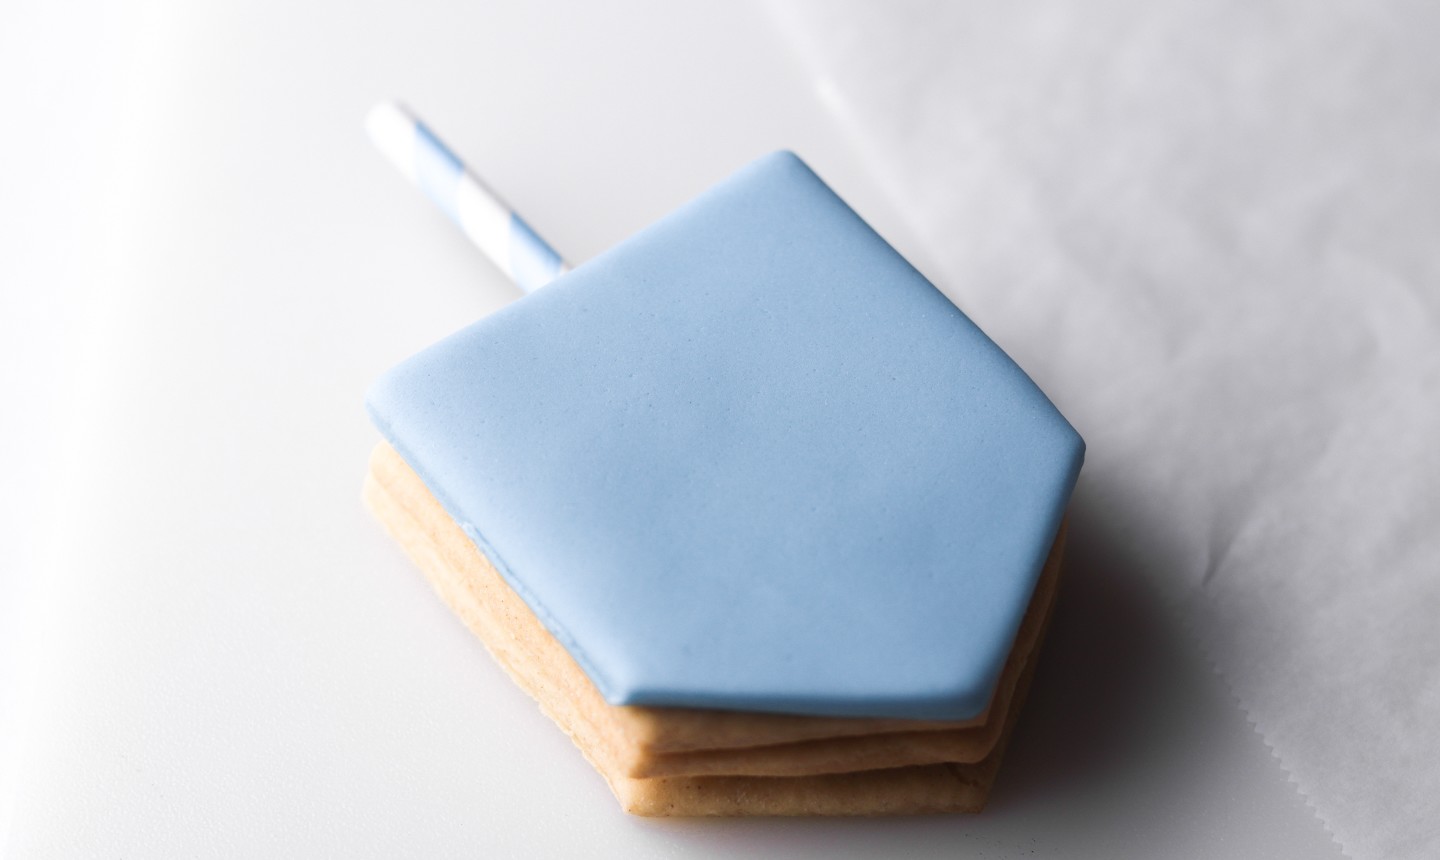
367 418 625 705
456 519 623 705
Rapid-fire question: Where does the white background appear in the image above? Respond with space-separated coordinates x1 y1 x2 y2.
5 1 1433 857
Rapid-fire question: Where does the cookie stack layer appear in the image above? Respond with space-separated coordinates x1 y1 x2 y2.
365 443 1065 816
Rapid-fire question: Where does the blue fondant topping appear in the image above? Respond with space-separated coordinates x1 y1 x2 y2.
368 152 1084 720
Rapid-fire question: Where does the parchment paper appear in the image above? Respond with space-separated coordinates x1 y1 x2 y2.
765 2 1440 857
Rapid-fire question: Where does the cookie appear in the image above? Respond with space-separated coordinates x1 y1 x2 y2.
364 151 1084 814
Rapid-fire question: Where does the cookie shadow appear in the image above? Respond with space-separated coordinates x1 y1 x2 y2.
631 475 1202 856
985 478 1191 805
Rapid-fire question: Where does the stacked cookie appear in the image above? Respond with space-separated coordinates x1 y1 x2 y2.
363 152 1083 816
365 442 1065 815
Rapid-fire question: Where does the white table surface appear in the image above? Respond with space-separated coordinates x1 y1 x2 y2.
1 1 1344 856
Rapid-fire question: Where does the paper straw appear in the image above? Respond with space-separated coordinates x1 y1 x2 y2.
366 101 570 292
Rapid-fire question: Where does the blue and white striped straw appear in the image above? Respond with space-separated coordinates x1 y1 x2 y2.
366 101 570 292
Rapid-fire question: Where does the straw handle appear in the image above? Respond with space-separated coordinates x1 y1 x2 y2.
366 101 569 292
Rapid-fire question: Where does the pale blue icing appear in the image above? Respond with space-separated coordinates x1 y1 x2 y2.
368 152 1083 720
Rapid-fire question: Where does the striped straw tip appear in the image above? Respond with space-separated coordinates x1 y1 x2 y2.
367 99 569 292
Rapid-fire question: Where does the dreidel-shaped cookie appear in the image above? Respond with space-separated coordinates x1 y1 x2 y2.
365 149 1083 815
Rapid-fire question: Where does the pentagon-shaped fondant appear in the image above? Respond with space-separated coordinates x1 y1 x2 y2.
367 152 1083 721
